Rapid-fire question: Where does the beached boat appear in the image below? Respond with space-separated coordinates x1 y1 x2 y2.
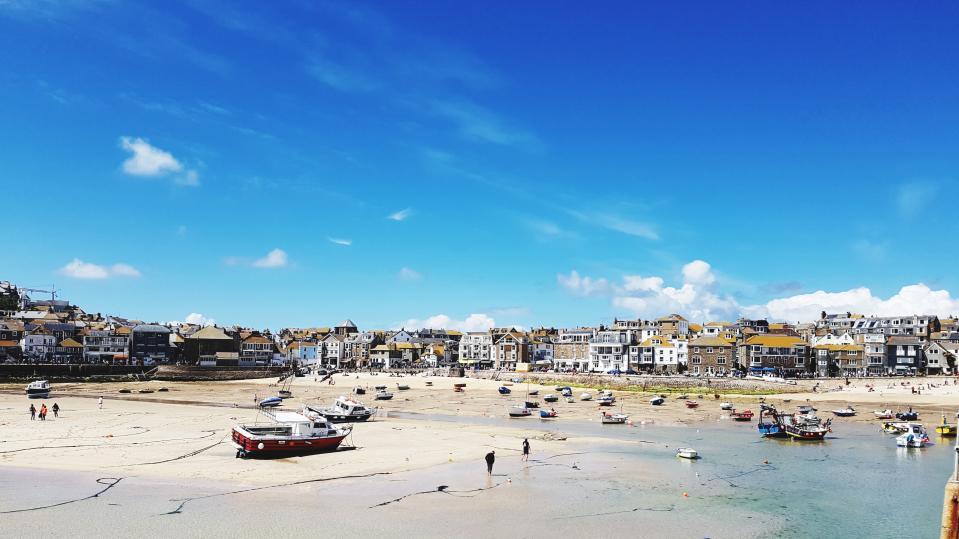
539 409 558 419
259 396 283 408
649 397 665 406
895 409 919 421
831 407 856 417
882 421 909 434
374 390 393 401
157 387 169 392
509 406 531 418
354 387 366 395
730 409 754 421
543 394 559 403
278 390 293 399
498 386 512 395
231 410 351 458
305 396 376 423
138 389 154 394
896 423 930 448
565 396 576 403
453 383 467 389
559 387 572 397
601 412 628 424
25 380 51 398
529 390 539 396
425 381 433 387
676 447 699 459
580 393 593 401
936 415 957 437
677 394 688 400
511 378 523 383
758 406 787 438
719 402 733 410
374 385 387 391
118 388 132 394
783 414 830 441
597 394 616 406
873 409 894 419
685 401 700 409
396 384 410 391
525 401 540 409
797 405 816 415
453 387 464 393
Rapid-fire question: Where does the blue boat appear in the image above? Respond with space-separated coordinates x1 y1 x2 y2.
539 409 557 419
758 405 787 438
498 386 511 395
259 396 283 408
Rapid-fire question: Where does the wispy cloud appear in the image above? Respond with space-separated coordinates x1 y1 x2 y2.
328 238 352 246
429 99 541 150
398 267 421 281
557 270 611 297
59 258 141 279
252 248 289 269
119 136 199 186
566 209 659 240
896 181 939 218
387 208 412 221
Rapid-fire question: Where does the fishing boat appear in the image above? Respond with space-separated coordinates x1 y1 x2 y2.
25 380 51 398
783 414 830 441
758 406 787 438
831 407 856 417
543 394 559 403
882 421 909 434
278 390 293 399
676 447 699 459
895 409 919 421
498 386 512 395
397 384 410 391
719 402 734 410
580 393 593 401
508 406 531 418
597 394 616 406
936 415 957 437
797 405 816 415
600 412 628 424
259 396 283 408
649 397 664 406
231 410 351 458
873 409 894 419
565 396 576 403
896 423 930 448
374 390 393 400
730 409 755 421
685 401 700 409
539 409 558 419
305 396 376 423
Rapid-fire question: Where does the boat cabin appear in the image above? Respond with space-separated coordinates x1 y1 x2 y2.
243 412 336 438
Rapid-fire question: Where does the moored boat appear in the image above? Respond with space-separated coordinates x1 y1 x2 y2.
649 397 664 406
896 423 930 448
597 394 616 406
259 396 283 408
508 406 531 418
730 409 754 421
559 387 572 397
685 401 700 409
936 415 957 437
565 396 575 403
397 384 410 391
580 393 593 401
278 390 293 399
797 405 816 415
719 402 733 410
831 407 856 417
231 410 351 458
758 406 787 438
498 386 512 395
524 401 540 409
676 447 699 459
895 408 918 421
873 409 894 419
543 394 559 403
601 412 628 424
374 390 393 400
305 396 376 423
882 421 909 434
26 380 51 399
539 409 558 419
783 414 830 441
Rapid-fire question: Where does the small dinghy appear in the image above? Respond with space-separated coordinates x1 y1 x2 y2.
375 385 387 391
831 407 856 417
601 412 628 424
511 378 523 383
498 386 512 395
278 390 293 399
559 387 572 397
529 390 539 396
797 405 816 415
597 394 616 406
649 397 665 406
565 396 576 403
539 409 558 419
157 387 169 392
896 409 919 421
685 401 700 409
730 409 754 421
874 409 894 419
509 406 531 418
118 388 132 394
580 393 593 401
720 402 734 410
676 447 699 460
425 381 433 387
354 387 366 395
936 415 957 437
138 389 154 394
882 421 909 434
543 394 559 403
374 390 394 401
525 401 540 409
259 396 283 408
396 384 410 391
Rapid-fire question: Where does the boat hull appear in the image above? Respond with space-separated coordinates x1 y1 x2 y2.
785 428 827 441
231 430 348 458
318 412 373 423
26 390 50 399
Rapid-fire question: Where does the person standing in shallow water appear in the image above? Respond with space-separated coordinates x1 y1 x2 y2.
522 438 530 462
485 451 495 475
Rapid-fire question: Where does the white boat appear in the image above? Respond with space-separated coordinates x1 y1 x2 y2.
597 394 616 406
580 393 593 401
509 406 531 418
720 402 734 410
649 397 664 406
873 409 894 419
676 447 699 459
600 412 628 424
25 380 51 399
565 396 576 403
896 423 930 448
543 394 559 403
831 407 856 417
305 396 376 423
374 390 394 401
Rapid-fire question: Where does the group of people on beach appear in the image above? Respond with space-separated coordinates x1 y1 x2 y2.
29 402 58 420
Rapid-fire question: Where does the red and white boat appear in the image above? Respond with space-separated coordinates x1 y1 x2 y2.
231 410 352 458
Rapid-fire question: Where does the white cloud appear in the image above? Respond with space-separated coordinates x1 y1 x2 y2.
755 284 959 322
252 248 288 268
59 258 141 279
430 99 542 150
387 208 412 221
399 313 497 332
119 136 199 186
681 260 716 286
328 238 352 246
557 270 610 297
398 267 421 281
185 313 216 326
566 209 659 240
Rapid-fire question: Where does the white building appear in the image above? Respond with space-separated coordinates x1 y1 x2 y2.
589 329 633 372
21 331 56 360
458 332 492 366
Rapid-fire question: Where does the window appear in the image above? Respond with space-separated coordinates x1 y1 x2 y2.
717 356 726 364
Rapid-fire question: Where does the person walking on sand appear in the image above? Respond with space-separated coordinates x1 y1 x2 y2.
29 403 36 420
522 438 531 462
52 403 59 418
98 396 103 410
485 451 495 475
40 403 47 421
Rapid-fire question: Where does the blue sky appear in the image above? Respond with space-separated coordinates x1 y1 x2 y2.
2 1 958 329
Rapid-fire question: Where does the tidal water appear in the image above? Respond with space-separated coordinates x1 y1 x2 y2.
0 416 953 538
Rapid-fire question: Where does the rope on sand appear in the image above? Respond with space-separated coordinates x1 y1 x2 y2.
0 477 123 514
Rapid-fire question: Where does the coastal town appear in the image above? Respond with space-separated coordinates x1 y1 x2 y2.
3 280 958 378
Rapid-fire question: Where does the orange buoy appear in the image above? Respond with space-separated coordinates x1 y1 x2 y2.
683 492 689 497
